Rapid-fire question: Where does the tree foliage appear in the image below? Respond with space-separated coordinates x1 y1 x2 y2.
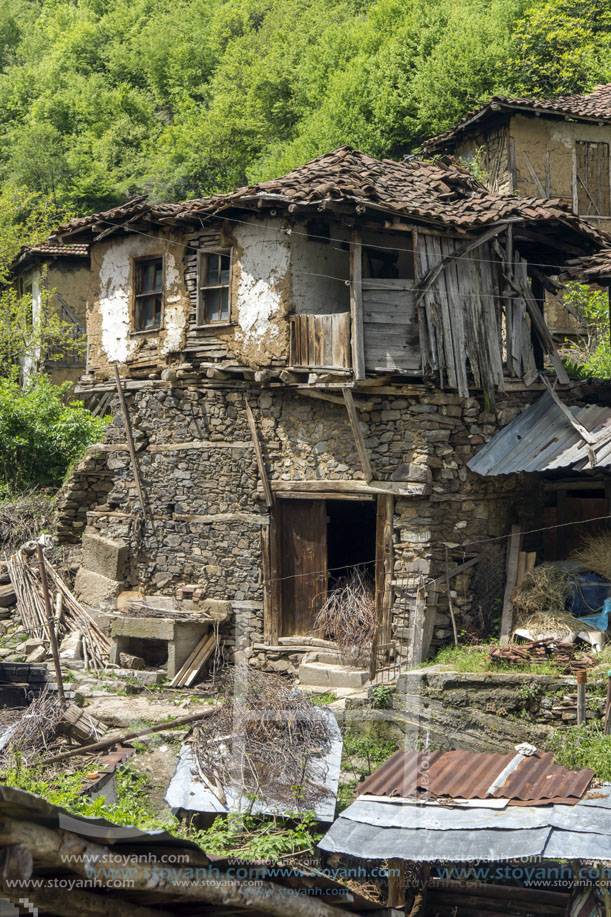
2 0 605 216
0 374 109 495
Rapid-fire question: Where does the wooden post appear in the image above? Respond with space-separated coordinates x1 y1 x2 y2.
113 363 148 522
342 387 373 482
444 546 458 646
577 670 587 726
349 233 365 380
244 396 273 507
387 859 406 909
604 672 611 735
500 525 521 646
36 544 65 710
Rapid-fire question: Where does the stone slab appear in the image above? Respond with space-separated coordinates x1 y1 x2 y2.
75 568 122 608
298 661 369 689
112 616 176 641
81 532 128 581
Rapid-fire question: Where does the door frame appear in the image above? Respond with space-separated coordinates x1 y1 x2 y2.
263 491 393 648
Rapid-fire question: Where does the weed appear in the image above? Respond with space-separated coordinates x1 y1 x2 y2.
310 692 338 706
342 729 397 776
547 722 611 781
517 681 543 703
371 685 392 709
190 810 322 860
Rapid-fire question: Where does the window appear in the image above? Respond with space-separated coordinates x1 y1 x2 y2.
575 141 610 217
198 251 231 324
134 257 163 331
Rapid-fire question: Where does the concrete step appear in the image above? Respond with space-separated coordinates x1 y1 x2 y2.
298 660 369 690
302 649 345 666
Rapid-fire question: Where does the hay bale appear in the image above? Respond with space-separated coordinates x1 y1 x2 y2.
571 532 611 583
511 563 579 640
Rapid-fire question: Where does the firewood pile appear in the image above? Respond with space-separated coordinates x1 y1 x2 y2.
489 639 595 674
192 666 332 808
8 550 110 669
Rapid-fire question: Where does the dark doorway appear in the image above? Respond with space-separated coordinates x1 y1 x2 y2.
276 496 378 637
327 499 377 588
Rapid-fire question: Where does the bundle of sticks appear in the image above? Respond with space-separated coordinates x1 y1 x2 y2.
489 639 595 674
8 550 110 669
127 601 205 620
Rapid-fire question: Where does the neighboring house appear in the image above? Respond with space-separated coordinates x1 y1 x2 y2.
11 241 89 385
422 85 611 338
51 146 605 683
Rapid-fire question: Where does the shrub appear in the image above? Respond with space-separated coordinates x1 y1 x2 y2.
0 374 110 495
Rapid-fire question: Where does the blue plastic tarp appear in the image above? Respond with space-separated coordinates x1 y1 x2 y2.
569 575 611 618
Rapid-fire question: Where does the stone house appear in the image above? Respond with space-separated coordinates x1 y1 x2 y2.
10 242 89 386
51 146 605 682
422 84 611 338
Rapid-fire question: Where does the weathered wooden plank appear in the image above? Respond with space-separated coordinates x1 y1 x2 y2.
500 525 522 645
343 387 374 482
244 397 273 508
350 234 366 380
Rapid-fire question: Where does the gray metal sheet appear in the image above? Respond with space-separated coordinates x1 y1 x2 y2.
339 799 551 830
467 392 611 476
544 829 611 861
165 707 342 822
318 820 552 861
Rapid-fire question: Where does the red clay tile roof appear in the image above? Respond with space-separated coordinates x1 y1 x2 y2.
567 247 611 280
423 84 611 153
12 242 89 271
358 748 594 805
54 147 603 243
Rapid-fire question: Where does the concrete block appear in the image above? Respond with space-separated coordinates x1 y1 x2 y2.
298 661 369 689
81 533 128 581
26 646 47 663
112 616 175 642
75 568 122 608
59 631 82 662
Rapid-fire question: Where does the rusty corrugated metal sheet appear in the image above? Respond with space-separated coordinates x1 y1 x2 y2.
495 751 594 802
467 392 611 476
357 748 594 804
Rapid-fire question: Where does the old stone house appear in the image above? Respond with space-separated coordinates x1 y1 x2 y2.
11 241 89 386
50 147 606 682
423 85 611 338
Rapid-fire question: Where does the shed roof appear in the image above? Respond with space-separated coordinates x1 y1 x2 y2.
423 84 611 153
11 241 89 273
467 392 611 476
54 147 603 246
357 747 594 805
318 787 611 863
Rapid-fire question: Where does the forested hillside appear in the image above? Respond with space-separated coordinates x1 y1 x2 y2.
0 0 610 217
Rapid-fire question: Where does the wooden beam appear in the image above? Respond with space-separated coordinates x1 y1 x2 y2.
0 883 163 917
343 387 373 482
244 396 273 508
500 525 522 645
539 373 597 448
505 270 570 384
113 363 149 522
295 387 374 412
349 232 365 380
523 152 546 197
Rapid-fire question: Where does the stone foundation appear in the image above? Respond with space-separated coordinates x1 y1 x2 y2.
55 379 575 668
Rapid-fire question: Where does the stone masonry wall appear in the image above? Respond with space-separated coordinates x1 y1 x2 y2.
57 380 549 664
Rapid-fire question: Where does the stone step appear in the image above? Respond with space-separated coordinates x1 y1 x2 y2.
302 649 345 666
298 661 369 690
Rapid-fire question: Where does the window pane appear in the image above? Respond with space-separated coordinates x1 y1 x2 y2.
137 294 161 329
206 254 219 285
220 287 229 321
204 288 221 322
220 254 231 285
137 259 162 293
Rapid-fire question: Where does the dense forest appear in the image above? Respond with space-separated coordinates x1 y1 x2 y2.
0 0 610 218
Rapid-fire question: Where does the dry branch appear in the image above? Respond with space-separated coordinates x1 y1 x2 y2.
8 550 110 669
313 566 375 664
193 666 332 809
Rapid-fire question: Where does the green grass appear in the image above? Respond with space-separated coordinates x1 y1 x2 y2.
420 644 565 676
310 691 338 706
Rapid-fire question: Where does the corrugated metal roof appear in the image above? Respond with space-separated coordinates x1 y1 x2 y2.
467 392 611 476
318 786 611 863
357 747 594 804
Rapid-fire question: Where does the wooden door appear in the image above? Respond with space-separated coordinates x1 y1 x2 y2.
277 499 327 637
